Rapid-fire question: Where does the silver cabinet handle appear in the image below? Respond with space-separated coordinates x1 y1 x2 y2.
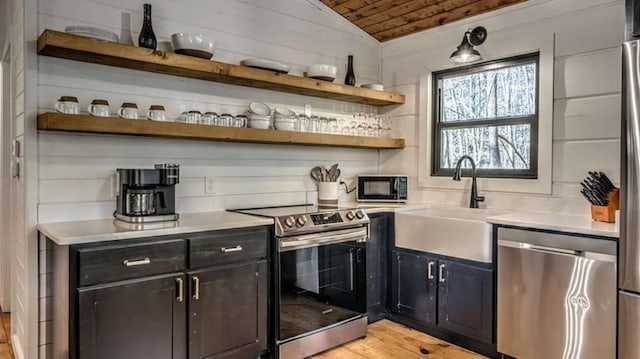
176 277 184 303
220 245 243 253
427 261 435 280
123 258 151 267
192 276 200 301
439 264 445 283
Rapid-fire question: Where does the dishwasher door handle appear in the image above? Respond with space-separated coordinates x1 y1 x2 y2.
498 239 616 262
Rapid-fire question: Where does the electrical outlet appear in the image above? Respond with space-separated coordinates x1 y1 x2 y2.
205 177 215 195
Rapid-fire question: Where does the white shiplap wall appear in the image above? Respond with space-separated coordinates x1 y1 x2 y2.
36 1 382 357
37 0 382 223
380 0 623 215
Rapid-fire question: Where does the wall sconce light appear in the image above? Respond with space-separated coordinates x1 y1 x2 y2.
449 26 488 63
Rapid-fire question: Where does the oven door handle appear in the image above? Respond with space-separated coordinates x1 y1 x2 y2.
279 227 368 252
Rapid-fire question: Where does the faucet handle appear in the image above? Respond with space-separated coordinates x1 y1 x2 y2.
476 195 485 202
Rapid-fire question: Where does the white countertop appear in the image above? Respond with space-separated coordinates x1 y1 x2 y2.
351 202 619 238
487 211 618 238
38 211 274 246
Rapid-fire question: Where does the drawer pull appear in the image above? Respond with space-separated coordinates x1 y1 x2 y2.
220 245 243 253
123 258 151 267
193 276 200 301
176 277 184 303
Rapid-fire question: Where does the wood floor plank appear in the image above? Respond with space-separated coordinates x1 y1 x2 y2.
312 320 487 359
0 313 9 340
0 343 12 359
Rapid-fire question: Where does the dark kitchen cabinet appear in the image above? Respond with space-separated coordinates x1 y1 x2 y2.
391 248 494 345
48 225 271 359
391 250 438 325
188 260 268 359
77 274 187 359
438 259 493 344
366 212 392 322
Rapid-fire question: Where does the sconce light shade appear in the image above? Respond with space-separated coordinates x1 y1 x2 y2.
450 26 487 63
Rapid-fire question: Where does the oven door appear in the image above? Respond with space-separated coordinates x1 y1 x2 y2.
278 227 367 342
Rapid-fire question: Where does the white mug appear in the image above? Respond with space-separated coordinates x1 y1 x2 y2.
147 105 166 121
87 99 110 117
54 96 79 114
118 103 138 119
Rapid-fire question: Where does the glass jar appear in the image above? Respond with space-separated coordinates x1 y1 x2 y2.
234 115 248 128
184 110 202 124
218 113 233 127
203 112 217 125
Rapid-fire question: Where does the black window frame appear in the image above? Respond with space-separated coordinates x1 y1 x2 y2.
431 52 540 179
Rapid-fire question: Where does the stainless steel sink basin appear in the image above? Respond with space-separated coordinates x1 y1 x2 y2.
395 206 505 263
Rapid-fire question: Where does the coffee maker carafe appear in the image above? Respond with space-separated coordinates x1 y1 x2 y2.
115 164 180 223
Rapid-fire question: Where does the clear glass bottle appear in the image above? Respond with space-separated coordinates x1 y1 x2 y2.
138 4 157 50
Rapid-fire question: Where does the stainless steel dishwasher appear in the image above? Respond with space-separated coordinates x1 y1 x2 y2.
497 227 616 359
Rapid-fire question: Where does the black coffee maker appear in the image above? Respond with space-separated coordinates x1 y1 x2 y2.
115 164 180 223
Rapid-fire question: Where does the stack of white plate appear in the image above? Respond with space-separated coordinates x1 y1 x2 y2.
240 58 291 74
361 83 384 91
65 25 119 42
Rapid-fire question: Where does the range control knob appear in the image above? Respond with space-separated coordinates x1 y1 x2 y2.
346 211 356 220
296 216 307 226
284 216 295 228
355 210 365 219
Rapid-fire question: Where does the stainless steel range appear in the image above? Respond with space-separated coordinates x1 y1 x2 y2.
234 205 369 359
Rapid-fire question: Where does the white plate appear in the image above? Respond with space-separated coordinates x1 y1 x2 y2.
240 58 291 74
361 83 384 91
65 25 119 43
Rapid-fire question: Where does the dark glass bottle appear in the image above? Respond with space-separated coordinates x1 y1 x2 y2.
138 4 157 50
344 55 356 86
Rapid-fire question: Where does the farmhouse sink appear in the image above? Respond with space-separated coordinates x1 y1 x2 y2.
395 206 506 263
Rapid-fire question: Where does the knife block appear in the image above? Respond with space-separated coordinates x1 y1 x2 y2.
590 188 619 223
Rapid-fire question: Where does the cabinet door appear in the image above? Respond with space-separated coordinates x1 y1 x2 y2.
391 250 437 325
189 260 267 359
77 274 187 359
437 259 493 344
367 214 390 322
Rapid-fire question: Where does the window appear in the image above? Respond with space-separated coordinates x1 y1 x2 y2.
432 53 539 179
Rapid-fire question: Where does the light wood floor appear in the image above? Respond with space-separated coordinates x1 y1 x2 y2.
0 315 486 359
0 309 13 359
312 320 488 359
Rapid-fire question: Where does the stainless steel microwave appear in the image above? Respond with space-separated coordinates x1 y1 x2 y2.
356 175 408 202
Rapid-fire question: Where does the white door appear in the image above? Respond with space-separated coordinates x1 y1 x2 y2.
0 50 12 311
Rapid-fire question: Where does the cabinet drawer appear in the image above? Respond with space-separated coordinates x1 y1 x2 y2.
76 239 186 286
189 227 269 268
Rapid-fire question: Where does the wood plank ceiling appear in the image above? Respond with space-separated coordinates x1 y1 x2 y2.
320 0 527 42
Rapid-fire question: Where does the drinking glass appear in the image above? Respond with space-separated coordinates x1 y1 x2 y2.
310 115 319 133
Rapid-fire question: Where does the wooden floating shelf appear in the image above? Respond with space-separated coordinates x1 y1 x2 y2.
37 30 405 106
37 113 405 149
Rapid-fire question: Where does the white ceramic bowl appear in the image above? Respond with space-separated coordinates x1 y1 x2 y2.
248 119 270 129
171 33 215 59
248 114 271 121
275 121 295 131
306 64 338 82
274 107 295 117
249 101 271 116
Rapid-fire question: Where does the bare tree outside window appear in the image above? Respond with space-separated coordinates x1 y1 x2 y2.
432 53 539 179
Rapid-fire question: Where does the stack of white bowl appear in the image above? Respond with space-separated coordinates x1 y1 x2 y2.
247 102 271 129
273 107 296 131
